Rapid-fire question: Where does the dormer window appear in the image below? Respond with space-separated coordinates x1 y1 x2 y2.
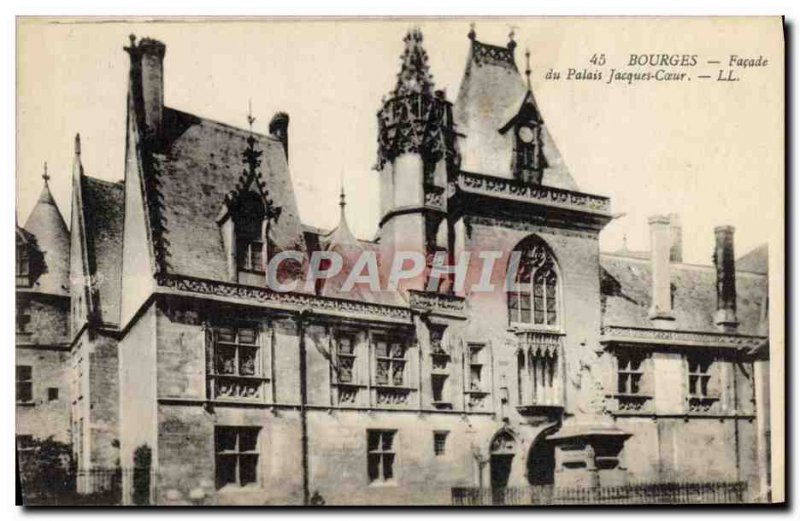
237 238 264 273
512 121 544 184
500 95 548 185
233 191 266 274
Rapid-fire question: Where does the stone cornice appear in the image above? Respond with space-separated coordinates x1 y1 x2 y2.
455 171 611 218
601 325 767 352
156 273 412 324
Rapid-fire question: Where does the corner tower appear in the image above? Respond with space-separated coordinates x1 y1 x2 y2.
375 29 459 291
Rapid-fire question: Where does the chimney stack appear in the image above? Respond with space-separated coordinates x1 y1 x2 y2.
269 112 290 162
668 213 682 263
648 215 675 326
713 225 738 331
125 35 166 141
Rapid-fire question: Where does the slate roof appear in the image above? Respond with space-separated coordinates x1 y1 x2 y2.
299 209 404 307
736 244 768 274
22 182 70 296
453 38 577 190
600 253 768 336
147 108 306 280
81 176 124 325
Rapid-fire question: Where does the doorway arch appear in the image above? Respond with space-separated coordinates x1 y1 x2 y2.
526 434 555 486
489 430 517 491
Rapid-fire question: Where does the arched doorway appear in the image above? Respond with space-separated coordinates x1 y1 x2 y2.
526 436 555 486
489 431 517 491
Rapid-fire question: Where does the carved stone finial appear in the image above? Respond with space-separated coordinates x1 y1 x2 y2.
42 162 49 185
468 23 476 40
247 98 255 131
393 27 435 97
74 133 81 156
507 25 518 52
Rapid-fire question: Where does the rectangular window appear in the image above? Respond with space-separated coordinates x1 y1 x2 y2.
617 353 644 395
210 325 264 401
16 244 30 281
375 339 406 387
468 344 484 392
432 375 447 403
215 427 260 489
687 355 713 398
16 365 32 403
336 333 357 384
47 387 59 401
237 239 264 272
16 304 31 334
367 430 396 483
433 431 448 456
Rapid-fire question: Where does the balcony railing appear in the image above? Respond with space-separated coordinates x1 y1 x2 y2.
452 481 749 506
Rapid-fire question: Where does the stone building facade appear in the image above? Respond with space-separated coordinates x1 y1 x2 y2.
16 27 772 505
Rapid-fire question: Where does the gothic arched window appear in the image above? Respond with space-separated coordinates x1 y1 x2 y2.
508 237 560 327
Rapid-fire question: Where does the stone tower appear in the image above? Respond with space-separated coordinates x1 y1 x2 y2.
375 29 458 292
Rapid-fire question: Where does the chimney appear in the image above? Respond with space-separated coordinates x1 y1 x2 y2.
713 225 738 331
125 35 166 140
269 112 290 162
668 213 682 263
648 215 675 326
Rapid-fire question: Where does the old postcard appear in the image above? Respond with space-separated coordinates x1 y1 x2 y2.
15 17 784 506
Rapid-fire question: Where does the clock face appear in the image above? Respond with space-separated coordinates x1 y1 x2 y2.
518 126 535 144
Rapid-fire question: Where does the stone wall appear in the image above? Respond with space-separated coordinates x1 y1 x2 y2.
15 346 70 444
16 293 70 444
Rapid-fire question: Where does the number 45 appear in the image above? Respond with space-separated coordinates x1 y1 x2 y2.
589 53 606 66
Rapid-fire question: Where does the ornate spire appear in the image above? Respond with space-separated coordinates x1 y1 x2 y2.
75 133 81 156
339 174 346 214
42 162 50 186
327 177 358 250
240 110 282 233
468 23 476 41
524 48 532 89
393 28 434 97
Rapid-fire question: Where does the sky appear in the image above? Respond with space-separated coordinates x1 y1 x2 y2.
16 17 783 265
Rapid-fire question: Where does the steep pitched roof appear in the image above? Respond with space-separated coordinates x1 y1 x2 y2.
299 200 405 307
81 176 124 325
600 253 768 335
22 180 70 296
736 244 768 274
453 37 577 190
145 108 307 280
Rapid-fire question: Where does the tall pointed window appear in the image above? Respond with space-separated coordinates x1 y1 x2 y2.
508 237 560 328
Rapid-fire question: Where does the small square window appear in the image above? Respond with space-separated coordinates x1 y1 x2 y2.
47 388 59 401
433 431 448 456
